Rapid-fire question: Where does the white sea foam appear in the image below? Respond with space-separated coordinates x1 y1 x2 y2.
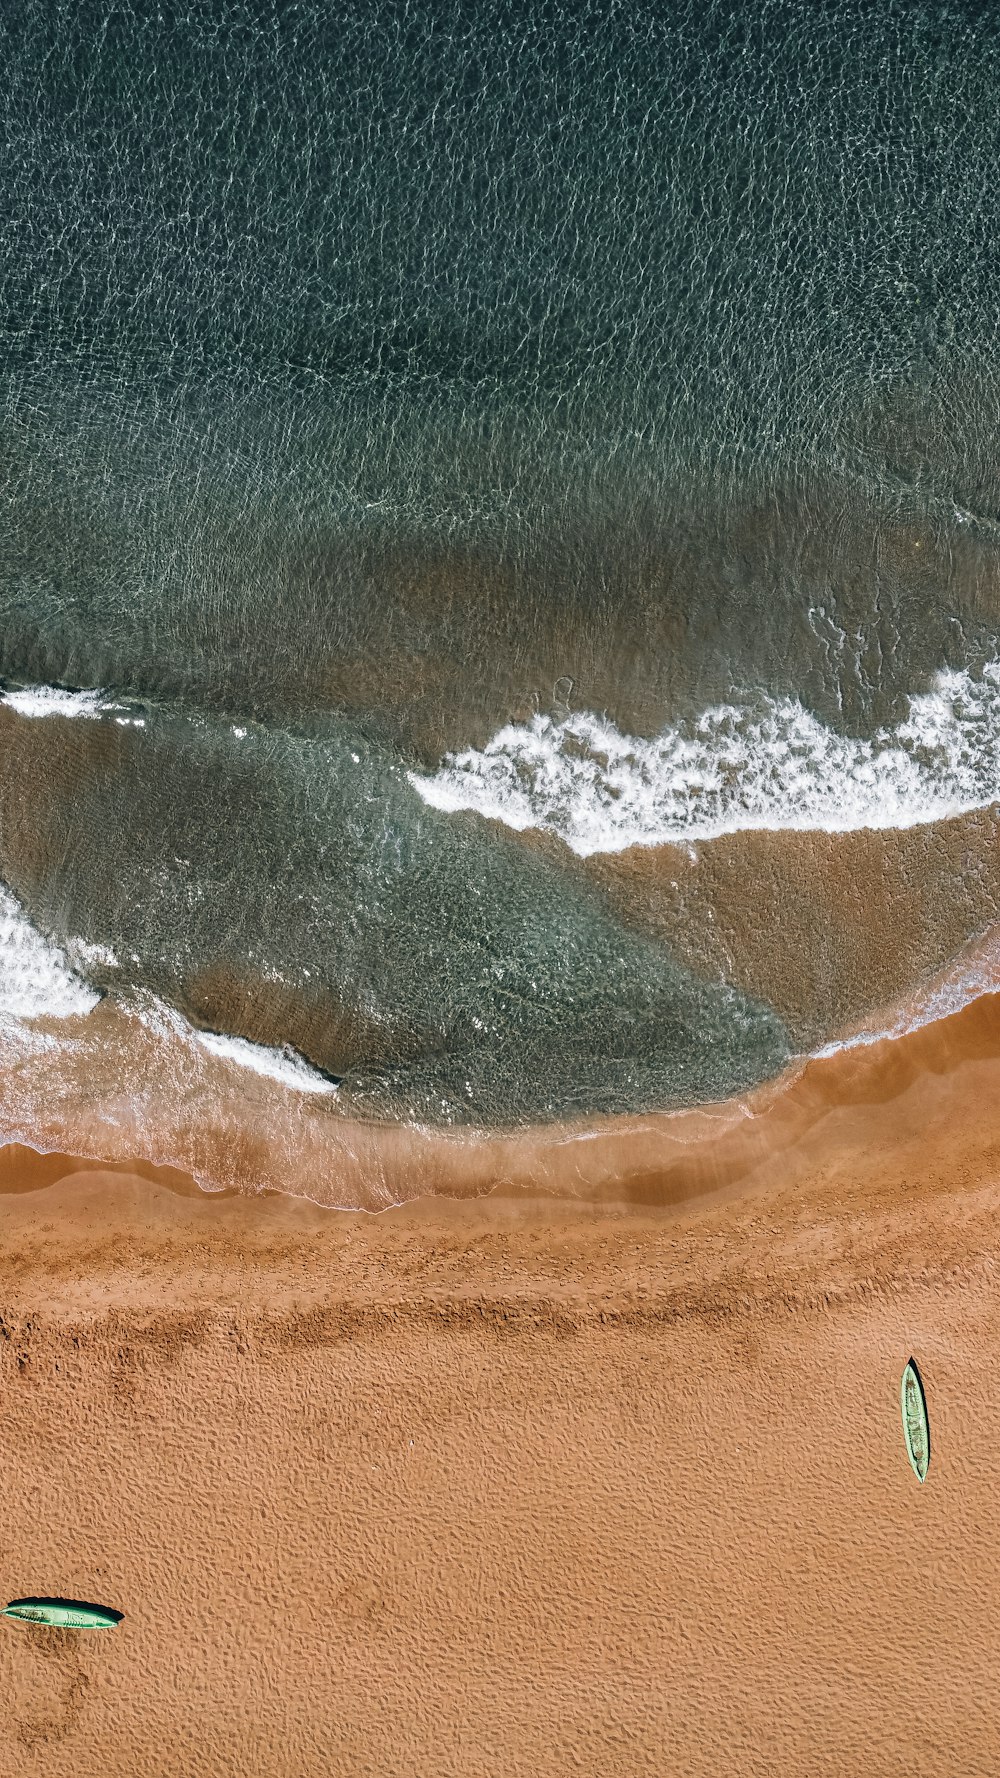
0 887 100 1018
132 991 338 1093
410 665 1000 855
66 937 120 971
194 1027 338 1094
2 684 107 719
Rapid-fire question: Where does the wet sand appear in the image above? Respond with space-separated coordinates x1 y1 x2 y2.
7 949 1000 1210
2 995 1000 1772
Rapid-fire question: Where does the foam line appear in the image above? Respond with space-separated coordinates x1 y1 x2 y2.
193 1027 338 1094
410 666 1000 854
0 888 100 1019
2 685 108 719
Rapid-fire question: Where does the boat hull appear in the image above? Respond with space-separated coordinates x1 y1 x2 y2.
3 1597 123 1630
901 1360 930 1483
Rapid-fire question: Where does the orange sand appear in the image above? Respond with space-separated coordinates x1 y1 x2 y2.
2 996 1000 1772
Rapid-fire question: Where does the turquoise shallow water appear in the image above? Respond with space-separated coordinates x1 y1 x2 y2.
1 0 999 1127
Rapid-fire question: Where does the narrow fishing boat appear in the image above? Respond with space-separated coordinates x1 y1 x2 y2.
900 1359 930 1483
3 1597 123 1630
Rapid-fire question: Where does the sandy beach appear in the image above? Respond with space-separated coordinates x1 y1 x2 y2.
2 991 1000 1775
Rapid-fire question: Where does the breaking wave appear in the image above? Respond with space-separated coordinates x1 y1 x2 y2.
0 881 335 1097
2 685 108 720
0 886 100 1020
192 1028 338 1095
409 666 1000 855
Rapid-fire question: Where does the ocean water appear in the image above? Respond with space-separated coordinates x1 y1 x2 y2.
2 0 1000 1187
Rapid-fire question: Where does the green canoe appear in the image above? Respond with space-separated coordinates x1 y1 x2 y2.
3 1598 123 1630
901 1359 930 1483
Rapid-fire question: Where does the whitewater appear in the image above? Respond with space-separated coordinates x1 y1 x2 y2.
0 880 336 1096
409 664 1000 855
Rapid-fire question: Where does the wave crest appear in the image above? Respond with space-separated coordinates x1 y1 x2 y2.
410 666 1000 855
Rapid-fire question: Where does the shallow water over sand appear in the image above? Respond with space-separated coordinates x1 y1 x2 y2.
0 938 996 1209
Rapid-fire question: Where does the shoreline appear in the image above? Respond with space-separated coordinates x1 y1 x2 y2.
4 972 1000 1215
2 1015 1000 1772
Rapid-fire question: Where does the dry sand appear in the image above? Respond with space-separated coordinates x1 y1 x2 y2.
2 995 1000 1774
